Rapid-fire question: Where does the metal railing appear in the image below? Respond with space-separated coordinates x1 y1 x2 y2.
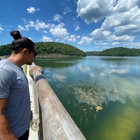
29 65 86 140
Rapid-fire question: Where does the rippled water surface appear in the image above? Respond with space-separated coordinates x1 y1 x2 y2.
35 56 140 140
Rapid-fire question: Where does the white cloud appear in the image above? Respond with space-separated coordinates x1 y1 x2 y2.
112 42 120 45
114 24 140 36
90 29 111 40
113 0 138 13
117 41 140 49
25 21 34 28
109 35 134 42
49 23 69 40
34 20 50 30
25 19 50 31
41 36 53 42
78 36 92 45
67 35 77 42
75 25 80 31
43 30 48 34
77 0 140 48
101 5 140 36
27 7 40 14
77 35 80 39
0 26 4 33
18 20 50 32
94 46 99 49
18 25 27 31
63 7 72 15
77 0 114 23
77 0 139 24
94 41 109 46
29 37 33 40
53 14 62 22
22 18 27 24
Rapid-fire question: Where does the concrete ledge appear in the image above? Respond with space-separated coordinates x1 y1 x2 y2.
26 65 39 140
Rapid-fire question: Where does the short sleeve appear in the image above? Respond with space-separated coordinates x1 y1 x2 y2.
0 68 12 98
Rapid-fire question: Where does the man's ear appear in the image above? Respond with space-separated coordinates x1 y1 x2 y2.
22 48 28 55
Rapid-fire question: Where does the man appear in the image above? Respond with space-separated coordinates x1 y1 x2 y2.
0 30 37 140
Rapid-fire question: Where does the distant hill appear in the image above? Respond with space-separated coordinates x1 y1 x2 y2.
0 42 86 57
85 51 100 56
85 47 140 56
1 44 140 57
0 44 11 56
35 42 86 57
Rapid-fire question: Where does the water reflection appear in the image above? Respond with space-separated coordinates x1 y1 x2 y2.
36 56 140 140
43 57 140 105
35 57 84 68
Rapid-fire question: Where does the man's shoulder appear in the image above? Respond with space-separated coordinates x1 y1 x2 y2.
0 59 11 67
0 60 19 80
0 59 8 68
0 59 19 71
0 59 7 65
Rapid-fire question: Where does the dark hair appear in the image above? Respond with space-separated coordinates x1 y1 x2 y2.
10 30 35 51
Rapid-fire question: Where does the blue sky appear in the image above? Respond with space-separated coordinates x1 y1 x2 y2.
0 0 140 51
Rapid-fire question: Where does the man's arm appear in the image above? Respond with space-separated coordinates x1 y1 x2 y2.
0 98 18 140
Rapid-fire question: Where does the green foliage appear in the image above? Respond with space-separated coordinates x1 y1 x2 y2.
1 43 140 57
0 44 11 56
85 47 140 56
85 51 100 56
99 47 140 56
35 42 86 57
0 42 86 57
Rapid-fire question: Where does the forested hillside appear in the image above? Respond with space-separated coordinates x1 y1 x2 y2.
85 51 100 56
99 47 140 56
85 47 140 56
0 44 11 56
1 43 140 57
0 42 86 57
35 42 86 57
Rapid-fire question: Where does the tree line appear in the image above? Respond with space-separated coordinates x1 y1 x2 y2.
0 44 11 56
35 42 86 57
0 43 140 57
85 47 140 56
0 42 86 57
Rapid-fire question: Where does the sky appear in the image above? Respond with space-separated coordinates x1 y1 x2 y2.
0 0 140 51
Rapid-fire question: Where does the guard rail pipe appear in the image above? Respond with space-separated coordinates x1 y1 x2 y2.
29 65 86 140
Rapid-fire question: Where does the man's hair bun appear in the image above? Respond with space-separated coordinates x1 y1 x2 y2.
10 30 22 40
10 30 35 51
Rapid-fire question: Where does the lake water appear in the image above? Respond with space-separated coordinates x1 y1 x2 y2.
35 56 140 140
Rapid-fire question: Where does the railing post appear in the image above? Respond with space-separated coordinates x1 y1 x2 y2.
29 65 86 140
